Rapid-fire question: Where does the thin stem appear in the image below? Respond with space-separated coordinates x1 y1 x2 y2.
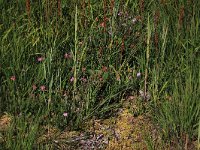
73 5 78 98
145 14 151 100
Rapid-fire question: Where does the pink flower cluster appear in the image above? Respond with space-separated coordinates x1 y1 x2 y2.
32 84 46 91
64 53 72 59
37 57 45 62
63 112 68 117
10 76 16 81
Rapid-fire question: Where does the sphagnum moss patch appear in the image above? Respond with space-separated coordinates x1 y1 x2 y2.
77 98 160 150
0 1 199 149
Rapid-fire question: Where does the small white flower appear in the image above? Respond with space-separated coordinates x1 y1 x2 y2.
63 112 68 117
137 72 141 78
132 18 137 24
139 90 151 101
118 12 123 16
54 140 58 143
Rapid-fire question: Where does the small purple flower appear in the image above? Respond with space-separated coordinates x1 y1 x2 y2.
64 53 72 59
128 76 132 80
10 76 16 81
118 11 123 16
63 112 68 117
70 77 75 82
32 84 37 90
37 57 44 62
81 77 87 82
132 18 137 24
40 85 46 91
137 72 141 78
139 90 151 101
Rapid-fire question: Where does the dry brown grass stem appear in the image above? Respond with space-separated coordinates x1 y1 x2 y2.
103 0 107 33
57 0 61 17
82 0 87 28
139 0 144 21
110 0 115 16
187 0 191 6
26 0 31 21
49 0 53 19
45 0 49 23
161 0 166 5
178 5 185 30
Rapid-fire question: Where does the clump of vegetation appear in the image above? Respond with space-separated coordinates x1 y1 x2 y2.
0 0 199 149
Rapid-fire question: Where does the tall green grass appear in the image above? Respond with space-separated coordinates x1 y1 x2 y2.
0 0 199 149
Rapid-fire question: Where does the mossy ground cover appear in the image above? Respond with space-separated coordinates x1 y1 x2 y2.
0 0 200 149
0 102 162 149
0 97 198 149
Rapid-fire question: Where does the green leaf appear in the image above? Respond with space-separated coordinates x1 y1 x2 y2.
102 72 109 80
